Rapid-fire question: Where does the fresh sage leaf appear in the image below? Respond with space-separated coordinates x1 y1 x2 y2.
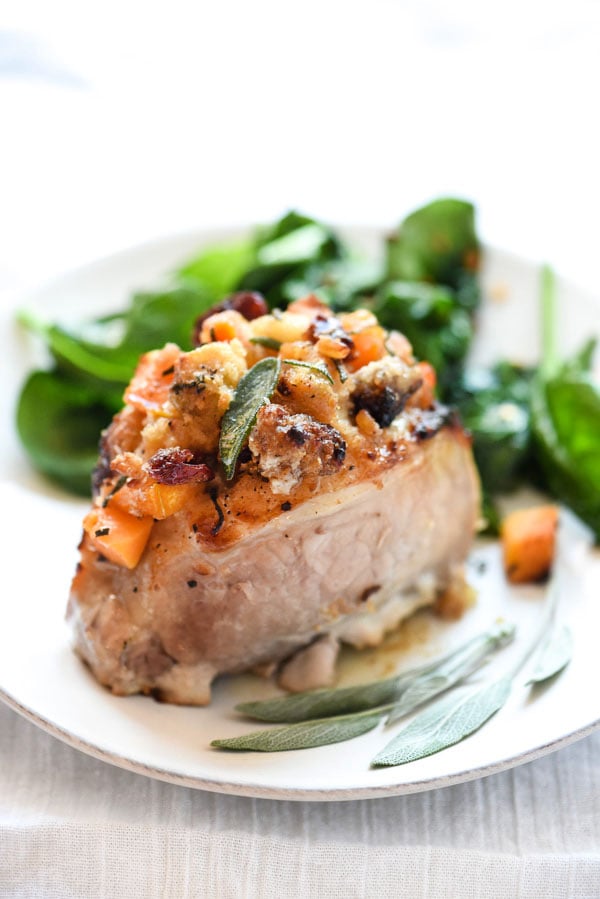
219 357 281 479
235 670 423 724
386 621 515 725
371 676 512 768
212 707 385 752
282 358 334 384
527 624 573 685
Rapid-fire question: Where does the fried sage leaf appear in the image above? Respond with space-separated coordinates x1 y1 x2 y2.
219 357 281 479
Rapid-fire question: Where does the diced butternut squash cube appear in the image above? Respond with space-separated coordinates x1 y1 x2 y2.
83 506 154 569
345 326 386 372
339 309 379 333
199 310 251 346
212 319 237 341
112 481 196 520
408 361 437 409
501 505 559 583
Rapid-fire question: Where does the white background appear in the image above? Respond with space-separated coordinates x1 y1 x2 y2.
2 0 600 296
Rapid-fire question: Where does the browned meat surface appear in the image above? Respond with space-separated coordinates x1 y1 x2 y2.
67 299 480 704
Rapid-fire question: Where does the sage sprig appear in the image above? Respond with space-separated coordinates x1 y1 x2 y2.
212 623 515 752
235 623 514 725
219 357 281 479
385 622 515 726
371 509 591 767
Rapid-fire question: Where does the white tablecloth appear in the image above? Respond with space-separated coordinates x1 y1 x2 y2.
2 3 600 896
2 703 600 897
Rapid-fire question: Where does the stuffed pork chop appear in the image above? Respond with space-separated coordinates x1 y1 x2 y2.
67 293 480 704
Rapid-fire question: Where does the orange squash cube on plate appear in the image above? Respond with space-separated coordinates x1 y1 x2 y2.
501 505 559 583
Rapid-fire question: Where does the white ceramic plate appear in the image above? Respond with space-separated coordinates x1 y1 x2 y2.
1 228 599 801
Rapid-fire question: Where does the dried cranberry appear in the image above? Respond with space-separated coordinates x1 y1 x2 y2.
191 291 268 346
144 448 214 485
229 291 268 320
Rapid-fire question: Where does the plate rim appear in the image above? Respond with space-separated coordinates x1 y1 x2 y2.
3 683 599 801
3 224 599 801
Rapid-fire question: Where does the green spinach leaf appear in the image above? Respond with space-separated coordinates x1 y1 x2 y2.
531 267 600 538
16 370 120 494
531 356 600 538
176 239 255 298
457 363 534 494
371 280 473 392
385 197 479 290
